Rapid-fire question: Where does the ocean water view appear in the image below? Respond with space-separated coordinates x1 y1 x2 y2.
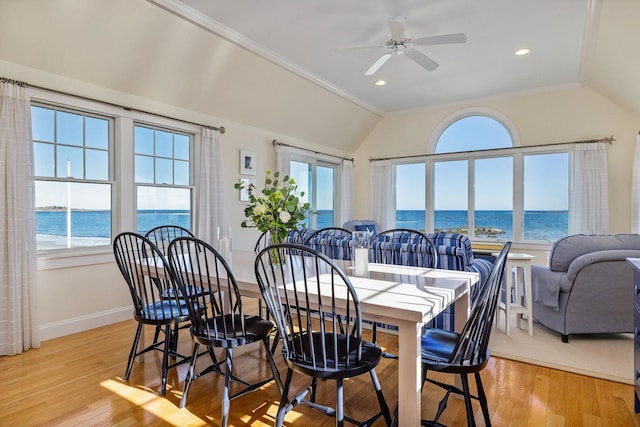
36 209 568 248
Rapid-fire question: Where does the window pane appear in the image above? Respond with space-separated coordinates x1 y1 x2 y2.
316 165 334 228
35 181 111 250
56 146 83 178
86 149 109 180
31 106 54 142
174 134 189 160
524 153 569 241
290 160 312 228
134 126 154 155
155 130 173 158
155 158 173 184
137 186 191 234
174 160 189 186
434 160 468 233
135 155 154 183
57 111 83 147
34 142 54 177
436 115 511 154
475 157 513 239
396 163 425 230
85 117 109 149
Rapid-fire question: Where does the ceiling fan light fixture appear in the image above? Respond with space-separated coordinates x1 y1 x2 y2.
515 48 531 56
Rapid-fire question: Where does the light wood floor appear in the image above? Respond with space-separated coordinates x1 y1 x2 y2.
1 319 639 427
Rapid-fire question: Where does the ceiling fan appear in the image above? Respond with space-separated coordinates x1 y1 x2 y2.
340 16 467 76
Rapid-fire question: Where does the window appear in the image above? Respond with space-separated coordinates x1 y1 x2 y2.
289 157 339 229
134 125 192 234
394 113 570 242
32 104 113 250
31 91 199 256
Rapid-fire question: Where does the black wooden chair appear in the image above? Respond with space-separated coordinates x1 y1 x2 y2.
369 228 438 357
144 224 194 255
168 236 282 427
112 232 192 395
370 228 437 268
254 243 393 427
420 241 511 427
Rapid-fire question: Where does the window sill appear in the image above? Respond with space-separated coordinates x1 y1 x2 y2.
37 246 114 270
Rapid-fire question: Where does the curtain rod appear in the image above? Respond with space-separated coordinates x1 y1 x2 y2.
3 77 226 134
272 139 354 163
369 135 615 162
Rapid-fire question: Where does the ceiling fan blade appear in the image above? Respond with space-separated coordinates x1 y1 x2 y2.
388 16 406 42
414 33 467 46
405 49 439 72
364 53 393 76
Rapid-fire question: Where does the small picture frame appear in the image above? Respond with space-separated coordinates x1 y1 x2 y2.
239 150 256 175
239 178 255 201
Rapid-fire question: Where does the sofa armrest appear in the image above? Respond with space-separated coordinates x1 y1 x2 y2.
566 249 640 282
531 265 564 310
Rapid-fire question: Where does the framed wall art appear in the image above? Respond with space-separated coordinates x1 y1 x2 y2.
239 149 256 175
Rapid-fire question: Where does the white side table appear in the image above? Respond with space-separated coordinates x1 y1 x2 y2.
492 252 535 336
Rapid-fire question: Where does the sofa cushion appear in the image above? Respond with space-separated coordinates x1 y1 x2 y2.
355 223 378 235
549 234 640 272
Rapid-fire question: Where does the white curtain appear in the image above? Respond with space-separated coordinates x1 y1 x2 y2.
339 159 354 227
0 79 40 354
369 160 394 230
275 143 290 177
632 134 640 233
569 142 609 235
196 128 224 244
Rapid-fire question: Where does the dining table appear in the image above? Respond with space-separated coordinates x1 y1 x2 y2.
230 250 480 426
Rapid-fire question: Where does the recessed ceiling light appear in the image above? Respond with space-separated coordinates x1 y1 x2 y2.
515 48 531 56
374 80 386 86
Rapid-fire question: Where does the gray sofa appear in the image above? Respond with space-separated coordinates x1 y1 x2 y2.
531 233 640 342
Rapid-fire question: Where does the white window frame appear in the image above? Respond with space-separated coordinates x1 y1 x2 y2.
289 151 342 229
33 88 200 270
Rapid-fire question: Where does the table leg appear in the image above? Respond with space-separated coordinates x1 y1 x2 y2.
524 261 533 336
396 319 422 426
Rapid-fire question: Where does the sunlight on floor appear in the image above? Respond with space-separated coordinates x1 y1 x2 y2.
101 379 207 426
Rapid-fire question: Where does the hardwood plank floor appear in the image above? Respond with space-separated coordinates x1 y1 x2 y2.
1 319 638 427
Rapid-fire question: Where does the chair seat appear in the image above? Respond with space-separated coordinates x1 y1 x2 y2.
192 314 274 348
286 333 382 380
137 300 191 323
421 328 490 374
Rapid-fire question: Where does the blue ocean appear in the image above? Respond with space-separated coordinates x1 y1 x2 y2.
36 209 567 243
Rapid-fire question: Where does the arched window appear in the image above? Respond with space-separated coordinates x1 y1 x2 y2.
395 111 569 242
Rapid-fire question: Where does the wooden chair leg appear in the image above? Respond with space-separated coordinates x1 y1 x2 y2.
336 378 344 427
475 371 491 426
222 348 233 427
179 343 199 408
275 369 294 427
460 374 476 427
125 322 143 380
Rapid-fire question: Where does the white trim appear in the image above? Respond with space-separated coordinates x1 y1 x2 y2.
427 107 521 153
39 306 132 341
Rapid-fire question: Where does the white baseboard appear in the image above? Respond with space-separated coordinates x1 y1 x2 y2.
40 306 132 342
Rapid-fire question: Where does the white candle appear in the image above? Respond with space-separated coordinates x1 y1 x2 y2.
219 236 232 265
354 247 369 276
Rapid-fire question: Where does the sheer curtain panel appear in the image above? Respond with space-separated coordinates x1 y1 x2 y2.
369 160 394 230
339 159 353 226
569 142 609 235
632 134 640 233
275 144 291 177
196 128 224 244
0 78 40 354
